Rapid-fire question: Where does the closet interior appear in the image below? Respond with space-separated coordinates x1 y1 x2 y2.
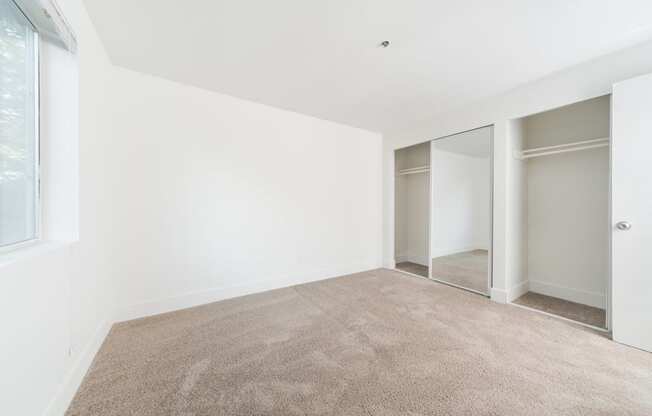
430 127 492 295
394 142 430 278
510 96 610 329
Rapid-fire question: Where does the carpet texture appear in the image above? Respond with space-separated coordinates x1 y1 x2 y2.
66 269 652 415
514 291 606 328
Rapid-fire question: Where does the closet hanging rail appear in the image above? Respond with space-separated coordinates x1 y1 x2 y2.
397 165 430 175
514 137 609 160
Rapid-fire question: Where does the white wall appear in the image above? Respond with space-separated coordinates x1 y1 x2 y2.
1 1 117 415
431 148 489 257
1 1 383 415
40 40 80 244
505 119 528 301
383 39 652 303
524 96 610 308
108 65 382 320
402 173 430 265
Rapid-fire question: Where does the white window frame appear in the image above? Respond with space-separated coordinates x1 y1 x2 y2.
0 3 41 252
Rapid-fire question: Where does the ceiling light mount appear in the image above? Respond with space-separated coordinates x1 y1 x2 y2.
379 40 390 48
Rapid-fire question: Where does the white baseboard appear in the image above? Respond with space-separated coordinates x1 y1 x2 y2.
44 319 112 416
116 261 379 322
384 258 396 269
490 288 508 304
507 280 530 302
116 283 259 323
529 280 605 308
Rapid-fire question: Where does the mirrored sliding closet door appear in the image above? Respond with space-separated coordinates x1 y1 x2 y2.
430 127 492 295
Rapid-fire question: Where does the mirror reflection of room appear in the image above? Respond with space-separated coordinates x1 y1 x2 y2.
430 127 492 294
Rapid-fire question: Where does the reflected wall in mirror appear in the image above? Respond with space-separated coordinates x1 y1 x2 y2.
430 127 492 294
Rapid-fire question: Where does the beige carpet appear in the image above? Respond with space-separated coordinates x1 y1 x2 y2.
431 249 489 294
514 291 606 328
67 269 652 415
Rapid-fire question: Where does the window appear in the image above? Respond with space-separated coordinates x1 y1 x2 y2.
0 1 39 248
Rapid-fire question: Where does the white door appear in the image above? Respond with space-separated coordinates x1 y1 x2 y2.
611 73 652 352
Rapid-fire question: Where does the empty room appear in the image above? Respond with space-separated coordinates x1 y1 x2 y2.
3 0 652 415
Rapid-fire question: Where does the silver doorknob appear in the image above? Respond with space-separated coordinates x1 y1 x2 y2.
616 221 632 231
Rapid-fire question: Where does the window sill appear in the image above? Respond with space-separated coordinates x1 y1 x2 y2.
0 240 74 268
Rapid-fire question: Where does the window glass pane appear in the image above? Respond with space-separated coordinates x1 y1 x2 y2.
0 1 37 247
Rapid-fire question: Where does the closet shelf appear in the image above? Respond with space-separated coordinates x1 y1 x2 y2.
514 137 609 160
397 165 430 175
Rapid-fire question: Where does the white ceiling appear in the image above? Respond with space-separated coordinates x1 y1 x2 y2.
84 0 652 133
433 127 491 158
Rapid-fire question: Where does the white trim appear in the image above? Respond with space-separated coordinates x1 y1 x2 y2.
488 126 494 299
14 0 77 52
490 287 508 303
398 165 430 173
117 283 262 323
515 137 609 160
116 262 378 322
43 319 112 416
529 280 605 308
0 8 40 250
34 30 42 243
507 280 530 302
0 237 40 255
427 140 432 280
384 258 396 269
397 167 430 176
607 99 613 332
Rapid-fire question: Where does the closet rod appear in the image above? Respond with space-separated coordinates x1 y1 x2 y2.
399 165 429 172
522 137 609 154
397 168 430 176
519 143 608 159
397 165 430 175
516 137 609 160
